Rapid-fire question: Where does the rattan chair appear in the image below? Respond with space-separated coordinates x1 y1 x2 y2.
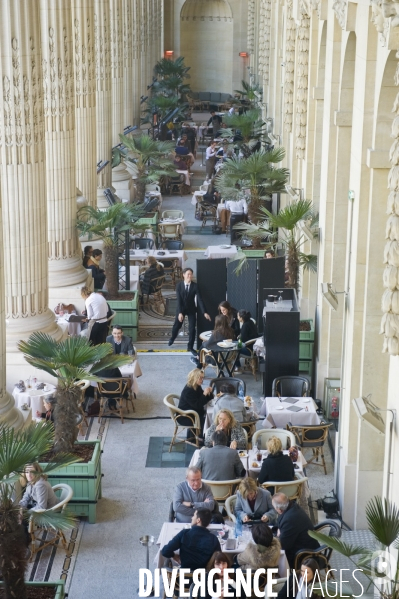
143 275 166 309
199 347 239 378
29 483 73 561
260 476 309 501
242 339 259 380
163 393 201 451
252 428 297 450
162 210 184 219
287 421 332 474
158 223 181 243
96 378 129 423
201 478 243 505
225 494 237 522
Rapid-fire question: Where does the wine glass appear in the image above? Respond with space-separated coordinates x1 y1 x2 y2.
128 349 133 363
278 290 283 302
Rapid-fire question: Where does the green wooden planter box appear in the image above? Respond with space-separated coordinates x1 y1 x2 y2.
299 319 314 341
299 359 313 375
136 212 158 229
241 250 266 258
108 293 138 342
0 580 65 598
40 441 102 524
299 341 314 360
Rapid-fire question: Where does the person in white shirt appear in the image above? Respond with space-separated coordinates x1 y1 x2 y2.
224 198 248 214
205 141 218 178
228 106 235 116
81 286 109 345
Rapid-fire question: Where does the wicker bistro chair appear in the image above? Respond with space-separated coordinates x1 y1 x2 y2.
272 375 311 397
287 421 333 475
158 223 181 244
260 476 309 502
197 199 218 230
242 339 259 380
162 210 184 219
142 275 166 309
225 494 237 522
252 428 297 450
29 483 73 561
201 478 243 506
163 393 201 451
199 347 239 378
96 377 130 423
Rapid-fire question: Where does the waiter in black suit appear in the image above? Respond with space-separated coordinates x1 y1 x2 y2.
168 268 211 354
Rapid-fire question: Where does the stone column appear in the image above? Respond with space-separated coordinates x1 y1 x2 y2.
0 0 64 356
132 0 141 125
110 0 124 145
40 0 89 288
72 0 97 207
122 0 133 129
94 0 112 209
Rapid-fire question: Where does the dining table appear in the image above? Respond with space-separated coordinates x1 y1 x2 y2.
202 341 240 378
12 382 57 419
189 447 307 479
155 522 289 576
175 169 191 186
204 245 239 260
56 313 84 337
128 249 188 269
259 396 320 428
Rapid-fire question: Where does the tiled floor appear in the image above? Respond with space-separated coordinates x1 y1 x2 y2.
145 436 196 468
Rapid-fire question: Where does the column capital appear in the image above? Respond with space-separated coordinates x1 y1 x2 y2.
371 0 399 48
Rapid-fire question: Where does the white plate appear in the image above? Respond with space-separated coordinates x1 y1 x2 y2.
302 399 311 402
238 452 248 458
220 245 231 249
275 406 284 410
217 342 235 348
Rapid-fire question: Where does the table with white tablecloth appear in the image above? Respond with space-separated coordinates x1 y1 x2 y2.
12 383 57 418
176 169 191 186
155 522 289 576
260 396 320 428
129 249 188 268
56 315 83 337
204 245 239 260
189 447 306 479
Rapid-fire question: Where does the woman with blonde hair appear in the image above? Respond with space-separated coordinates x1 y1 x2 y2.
140 256 164 297
19 463 58 511
258 436 295 493
204 408 247 449
177 369 214 442
234 477 277 525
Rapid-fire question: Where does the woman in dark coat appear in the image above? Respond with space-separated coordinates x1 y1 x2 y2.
218 301 240 338
234 309 259 370
141 256 164 296
258 435 295 493
178 369 214 441
277 558 320 599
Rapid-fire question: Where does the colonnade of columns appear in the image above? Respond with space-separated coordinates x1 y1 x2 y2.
249 0 399 525
0 0 163 427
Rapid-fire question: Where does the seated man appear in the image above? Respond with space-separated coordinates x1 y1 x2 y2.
272 492 320 568
175 139 194 166
161 508 221 570
212 383 247 423
106 325 134 356
196 430 245 481
173 466 216 523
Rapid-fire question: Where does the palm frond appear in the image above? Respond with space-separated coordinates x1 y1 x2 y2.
366 497 399 548
39 452 83 473
299 252 318 273
26 508 77 531
308 531 370 557
267 199 313 230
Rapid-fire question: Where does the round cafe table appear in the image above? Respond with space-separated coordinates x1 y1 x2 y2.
203 341 240 378
12 383 57 418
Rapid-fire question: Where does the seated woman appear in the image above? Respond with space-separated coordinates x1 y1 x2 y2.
82 245 93 268
234 477 277 525
140 256 164 297
87 249 106 289
258 436 295 493
20 463 59 511
237 521 281 570
190 315 234 367
218 301 240 338
277 558 319 599
205 409 247 449
206 552 235 599
178 369 213 442
212 382 247 423
234 309 259 371
36 396 56 422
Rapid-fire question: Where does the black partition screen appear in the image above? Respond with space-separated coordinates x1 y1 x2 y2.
227 259 257 321
257 257 285 333
196 259 227 347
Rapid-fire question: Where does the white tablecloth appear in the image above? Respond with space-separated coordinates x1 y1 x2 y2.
12 383 57 418
189 448 306 479
176 170 191 186
260 397 320 428
56 315 82 337
155 522 289 576
191 190 206 206
159 218 187 234
204 245 239 260
129 249 188 268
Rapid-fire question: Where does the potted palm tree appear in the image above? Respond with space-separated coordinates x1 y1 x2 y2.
0 422 79 599
17 334 131 522
234 199 318 290
215 148 289 232
220 108 268 157
234 79 264 107
309 496 399 599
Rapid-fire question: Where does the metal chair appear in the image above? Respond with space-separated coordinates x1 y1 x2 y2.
210 377 246 396
293 520 341 573
252 428 297 450
163 393 201 451
161 240 184 250
260 476 309 501
271 376 311 398
225 494 237 522
162 210 184 219
29 484 74 561
133 238 154 250
201 478 243 506
96 378 129 423
287 421 332 474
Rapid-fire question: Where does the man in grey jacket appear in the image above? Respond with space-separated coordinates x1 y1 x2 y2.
212 383 247 422
173 466 216 523
196 430 246 481
106 325 134 355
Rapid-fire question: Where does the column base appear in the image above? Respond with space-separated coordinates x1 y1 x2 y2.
0 391 25 430
48 271 93 315
48 256 90 288
6 309 66 354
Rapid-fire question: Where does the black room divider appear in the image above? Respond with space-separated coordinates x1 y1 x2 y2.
196 259 227 348
227 259 257 320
